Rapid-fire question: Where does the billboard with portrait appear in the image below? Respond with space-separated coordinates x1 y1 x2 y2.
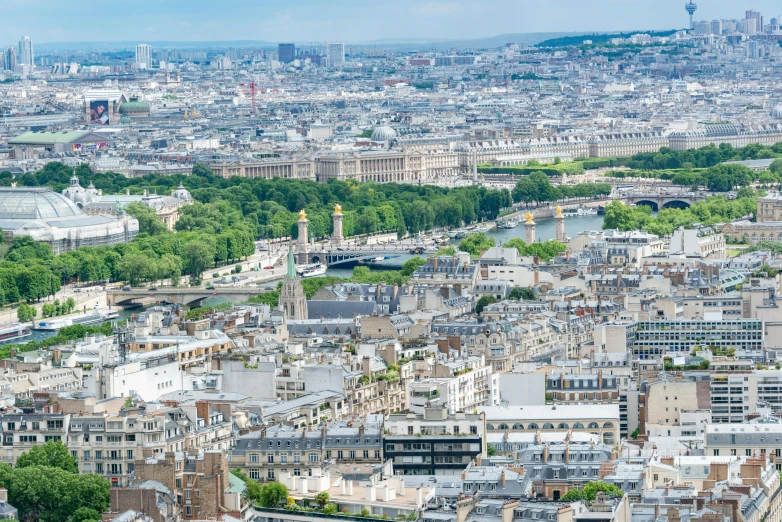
89 100 110 125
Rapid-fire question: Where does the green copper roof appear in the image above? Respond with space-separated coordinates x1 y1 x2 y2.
287 245 295 279
8 131 90 145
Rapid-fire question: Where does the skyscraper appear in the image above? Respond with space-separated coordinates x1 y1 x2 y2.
17 36 33 67
135 44 152 70
278 43 296 64
3 47 17 71
326 42 345 68
684 1 697 30
745 10 762 34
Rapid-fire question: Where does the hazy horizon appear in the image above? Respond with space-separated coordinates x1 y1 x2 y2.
3 0 782 47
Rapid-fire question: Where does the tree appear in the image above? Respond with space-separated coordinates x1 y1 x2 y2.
69 507 102 522
17 441 78 473
257 482 288 508
183 239 217 279
459 232 495 257
17 303 36 323
509 287 535 300
475 295 497 314
400 257 426 277
559 481 623 502
314 491 330 509
630 427 640 439
487 446 497 457
125 201 168 236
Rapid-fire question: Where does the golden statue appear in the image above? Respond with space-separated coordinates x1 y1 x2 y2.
525 211 534 223
555 205 563 217
299 209 307 220
334 203 342 215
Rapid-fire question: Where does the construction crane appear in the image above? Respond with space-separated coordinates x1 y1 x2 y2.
239 82 258 116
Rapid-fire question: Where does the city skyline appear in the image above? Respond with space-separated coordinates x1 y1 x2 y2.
3 0 782 47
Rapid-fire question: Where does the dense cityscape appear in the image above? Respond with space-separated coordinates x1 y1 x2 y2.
5 2 782 522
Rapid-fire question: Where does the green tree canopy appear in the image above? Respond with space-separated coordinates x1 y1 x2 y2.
16 440 78 473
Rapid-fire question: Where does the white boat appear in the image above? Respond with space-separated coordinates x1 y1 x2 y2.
497 220 518 229
0 323 32 343
299 264 327 278
33 309 118 331
474 226 489 233
555 207 598 217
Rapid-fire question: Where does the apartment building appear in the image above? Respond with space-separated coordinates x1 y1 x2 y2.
407 355 498 414
632 319 764 359
230 416 383 483
0 413 68 464
705 422 782 471
384 407 486 475
479 404 620 445
65 404 232 487
132 450 231 520
545 371 619 404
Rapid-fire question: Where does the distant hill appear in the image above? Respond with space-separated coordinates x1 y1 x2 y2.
535 30 679 48
33 33 584 53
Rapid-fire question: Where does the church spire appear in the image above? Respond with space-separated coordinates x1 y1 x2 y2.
287 244 296 279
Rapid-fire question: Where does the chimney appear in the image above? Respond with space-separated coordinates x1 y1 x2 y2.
9 349 14 359
359 425 365 438
376 284 382 299
433 257 439 271
347 480 354 495
196 401 211 425
416 487 423 507
393 284 399 300
362 356 371 377
500 470 506 487
53 348 60 364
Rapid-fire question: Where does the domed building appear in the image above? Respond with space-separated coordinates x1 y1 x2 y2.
62 178 193 231
171 183 193 202
118 99 150 118
0 187 138 253
371 125 397 142
61 175 99 208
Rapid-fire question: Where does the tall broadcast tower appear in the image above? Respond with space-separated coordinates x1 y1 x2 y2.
685 1 698 30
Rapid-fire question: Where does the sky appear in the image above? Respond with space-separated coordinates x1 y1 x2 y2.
2 0 782 45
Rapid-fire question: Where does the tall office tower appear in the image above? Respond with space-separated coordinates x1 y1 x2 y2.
326 42 345 67
18 36 33 67
3 47 17 71
135 44 152 69
685 1 697 30
278 43 296 63
745 10 762 34
693 21 711 35
711 20 723 35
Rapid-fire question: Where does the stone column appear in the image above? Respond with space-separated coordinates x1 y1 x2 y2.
297 211 309 252
332 205 344 247
555 214 565 242
525 219 536 244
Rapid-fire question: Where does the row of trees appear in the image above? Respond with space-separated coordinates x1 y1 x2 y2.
602 189 759 236
5 162 516 240
511 172 612 204
626 142 782 170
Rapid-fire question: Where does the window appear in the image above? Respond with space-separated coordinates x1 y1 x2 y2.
268 455 274 464
249 469 260 480
294 468 301 476
250 454 259 463
267 469 275 480
281 455 287 464
308 453 319 462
